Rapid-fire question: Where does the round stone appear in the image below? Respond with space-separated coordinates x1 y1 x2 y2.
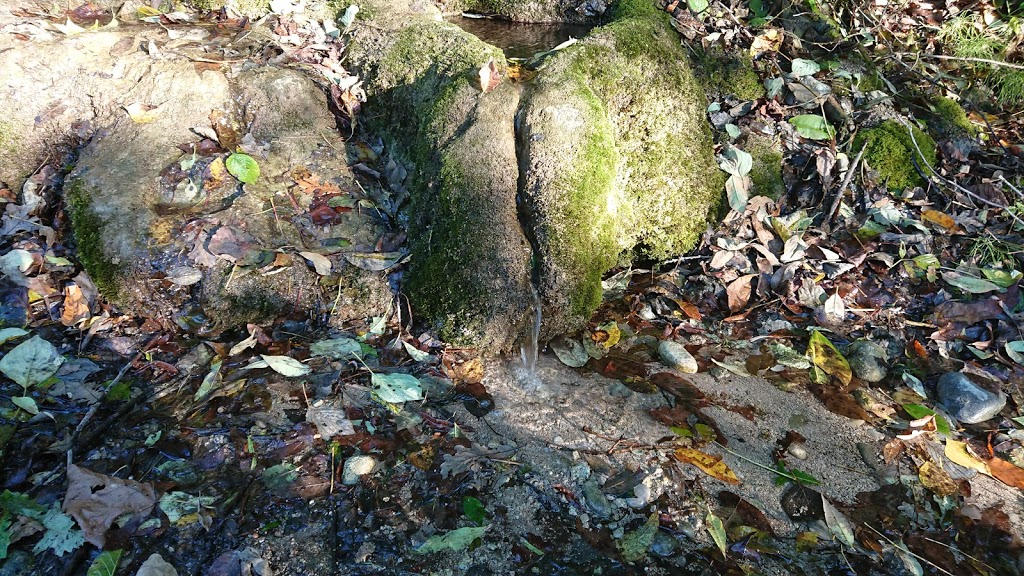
658 340 698 374
847 340 888 383
342 455 377 485
936 372 1006 424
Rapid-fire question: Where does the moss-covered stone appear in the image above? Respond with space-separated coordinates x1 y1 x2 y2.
854 120 937 191
694 48 764 101
930 96 976 137
438 0 597 22
65 183 122 297
520 0 722 334
746 135 785 199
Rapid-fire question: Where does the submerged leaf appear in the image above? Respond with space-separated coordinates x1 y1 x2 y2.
416 526 487 553
371 372 423 404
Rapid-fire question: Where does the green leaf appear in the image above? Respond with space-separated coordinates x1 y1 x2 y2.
86 549 124 576
11 396 38 415
726 174 750 212
789 115 835 140
416 526 487 553
767 342 811 369
821 496 855 548
551 338 588 368
0 512 11 561
981 268 1022 288
706 511 728 557
371 372 423 404
790 58 821 77
1006 341 1024 365
259 354 311 377
0 328 28 345
225 153 260 184
403 341 432 362
462 496 486 525
618 512 659 563
902 404 951 435
687 0 709 13
193 360 222 402
158 491 218 523
32 505 84 557
912 254 940 269
0 490 45 519
725 123 741 140
941 271 1001 294
718 146 753 177
310 337 363 360
0 335 65 390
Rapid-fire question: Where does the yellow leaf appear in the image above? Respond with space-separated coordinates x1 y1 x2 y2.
674 448 740 484
806 331 852 385
944 440 990 476
918 461 959 497
921 209 956 232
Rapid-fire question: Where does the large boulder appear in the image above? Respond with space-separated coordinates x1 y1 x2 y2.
1 29 392 329
350 0 722 346
519 0 722 335
348 1 535 352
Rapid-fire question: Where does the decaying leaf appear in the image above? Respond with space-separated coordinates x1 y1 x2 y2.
478 58 501 93
806 330 852 385
944 440 990 475
918 461 959 497
726 274 756 312
371 372 423 404
61 283 91 326
674 448 741 484
417 526 488 553
618 512 659 562
988 457 1024 489
63 464 157 547
299 251 332 275
821 496 855 547
123 102 159 123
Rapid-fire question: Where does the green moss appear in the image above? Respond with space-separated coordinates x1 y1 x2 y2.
0 120 16 160
746 135 785 199
694 48 764 101
612 0 662 19
65 183 121 297
930 96 976 136
853 120 937 191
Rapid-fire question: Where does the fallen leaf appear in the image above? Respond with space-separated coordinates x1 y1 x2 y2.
259 354 311 377
918 461 959 497
706 510 728 557
726 274 756 312
63 464 157 547
479 58 501 93
821 496 855 547
61 283 91 326
674 448 741 484
86 548 123 576
618 512 659 562
298 251 332 276
123 102 159 123
310 337 362 360
371 372 423 404
941 270 1001 294
226 153 260 184
944 440 991 475
136 553 178 576
417 526 488 553
806 330 852 385
988 457 1024 489
0 335 65 390
921 209 956 231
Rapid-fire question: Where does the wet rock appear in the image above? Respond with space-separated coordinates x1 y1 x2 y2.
658 340 698 374
780 484 825 521
650 531 681 557
342 455 378 485
847 340 888 383
936 372 1006 424
582 479 614 518
787 443 809 460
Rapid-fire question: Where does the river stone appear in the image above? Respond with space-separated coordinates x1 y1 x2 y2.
342 455 378 485
936 372 1006 424
2 27 392 329
847 340 888 383
658 340 698 374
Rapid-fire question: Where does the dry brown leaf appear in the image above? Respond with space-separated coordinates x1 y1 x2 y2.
674 448 741 484
988 457 1024 489
479 59 501 93
63 464 158 547
61 283 91 327
726 274 756 312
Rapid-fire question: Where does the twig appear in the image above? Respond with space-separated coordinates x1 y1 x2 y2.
921 53 1024 71
825 147 866 228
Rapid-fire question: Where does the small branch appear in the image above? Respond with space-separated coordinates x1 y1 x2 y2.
921 53 1024 71
825 147 866 228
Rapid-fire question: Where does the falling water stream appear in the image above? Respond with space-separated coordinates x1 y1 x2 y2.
519 288 542 373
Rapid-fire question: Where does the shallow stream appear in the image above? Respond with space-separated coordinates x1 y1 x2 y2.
448 16 596 59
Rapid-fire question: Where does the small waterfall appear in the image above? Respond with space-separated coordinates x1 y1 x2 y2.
519 289 542 373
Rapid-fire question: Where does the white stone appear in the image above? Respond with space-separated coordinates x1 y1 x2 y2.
658 340 698 373
342 455 377 485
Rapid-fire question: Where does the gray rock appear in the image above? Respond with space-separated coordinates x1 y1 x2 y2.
582 479 613 519
847 340 888 383
650 531 681 557
342 455 378 485
936 372 1006 424
658 340 698 374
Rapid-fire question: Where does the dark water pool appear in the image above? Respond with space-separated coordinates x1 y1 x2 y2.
449 16 596 59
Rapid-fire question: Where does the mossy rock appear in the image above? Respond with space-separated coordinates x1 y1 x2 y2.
519 0 722 335
853 120 937 191
694 48 764 101
746 134 785 199
349 0 721 348
929 96 976 137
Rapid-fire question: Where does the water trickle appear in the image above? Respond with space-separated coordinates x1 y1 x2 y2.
519 289 542 373
447 16 596 60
